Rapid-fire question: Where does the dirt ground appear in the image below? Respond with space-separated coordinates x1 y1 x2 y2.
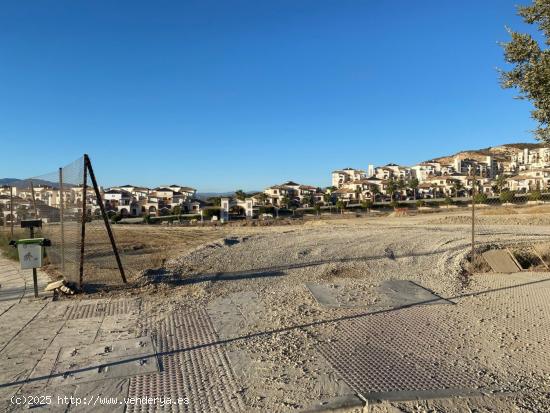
38 206 550 411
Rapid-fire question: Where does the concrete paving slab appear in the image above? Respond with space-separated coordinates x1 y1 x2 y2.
49 336 158 386
482 249 521 273
69 378 129 412
306 280 449 309
0 301 48 351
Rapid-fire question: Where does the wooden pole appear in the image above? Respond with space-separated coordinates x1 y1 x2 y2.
30 180 38 218
59 168 65 274
78 159 88 290
85 154 127 284
9 186 14 238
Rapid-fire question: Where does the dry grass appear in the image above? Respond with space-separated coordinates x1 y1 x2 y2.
478 204 550 216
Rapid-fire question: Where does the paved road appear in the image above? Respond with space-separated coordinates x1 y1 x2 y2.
0 253 51 306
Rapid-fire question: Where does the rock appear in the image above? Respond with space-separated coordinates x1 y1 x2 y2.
44 280 65 291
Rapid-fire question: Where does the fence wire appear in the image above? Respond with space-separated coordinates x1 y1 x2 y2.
0 156 138 290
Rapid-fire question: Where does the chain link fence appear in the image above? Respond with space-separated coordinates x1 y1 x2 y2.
0 155 138 291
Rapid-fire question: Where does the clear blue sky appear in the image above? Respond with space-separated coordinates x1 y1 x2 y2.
0 0 540 191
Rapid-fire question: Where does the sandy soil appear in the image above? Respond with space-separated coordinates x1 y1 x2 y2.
98 211 549 412
46 207 550 411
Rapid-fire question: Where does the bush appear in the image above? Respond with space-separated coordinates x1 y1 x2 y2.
259 206 275 215
529 190 542 201
499 190 515 204
389 200 399 209
110 213 122 224
416 200 426 208
473 193 488 204
143 214 153 224
202 207 221 219
443 196 453 206
360 200 373 210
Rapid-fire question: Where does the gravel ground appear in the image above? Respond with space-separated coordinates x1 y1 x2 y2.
118 214 550 411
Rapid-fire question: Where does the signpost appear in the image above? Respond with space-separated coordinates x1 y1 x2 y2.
10 219 51 298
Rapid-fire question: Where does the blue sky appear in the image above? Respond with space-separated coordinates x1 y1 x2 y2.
0 0 540 191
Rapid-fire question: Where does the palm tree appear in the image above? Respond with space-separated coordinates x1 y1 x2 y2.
281 196 290 208
386 178 397 201
494 175 507 194
452 181 464 197
335 200 345 214
257 193 269 205
370 185 380 203
408 178 419 200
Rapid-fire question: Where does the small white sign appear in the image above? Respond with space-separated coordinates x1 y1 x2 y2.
18 244 43 269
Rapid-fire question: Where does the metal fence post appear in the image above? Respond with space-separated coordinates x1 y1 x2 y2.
85 154 127 284
9 185 14 238
78 159 88 289
471 173 476 268
59 167 65 274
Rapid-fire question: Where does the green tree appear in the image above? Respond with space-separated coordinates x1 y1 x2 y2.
171 205 182 216
207 197 221 206
16 205 28 221
397 178 406 193
314 203 322 215
335 200 345 214
500 0 550 142
452 180 464 197
257 193 269 205
280 196 290 208
235 189 246 201
386 179 397 201
370 185 380 203
323 192 333 205
493 175 507 194
408 178 419 200
443 196 453 207
361 199 373 210
303 193 315 206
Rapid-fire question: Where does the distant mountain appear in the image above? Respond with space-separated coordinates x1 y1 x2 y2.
196 191 260 200
0 178 68 189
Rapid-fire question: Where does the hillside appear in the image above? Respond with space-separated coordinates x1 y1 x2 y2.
428 143 548 165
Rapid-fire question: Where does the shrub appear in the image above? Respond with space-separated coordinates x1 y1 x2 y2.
473 193 488 204
143 214 152 224
389 200 399 209
529 190 542 201
416 200 426 208
110 213 122 224
499 190 515 204
443 196 453 206
202 207 221 219
361 200 373 210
